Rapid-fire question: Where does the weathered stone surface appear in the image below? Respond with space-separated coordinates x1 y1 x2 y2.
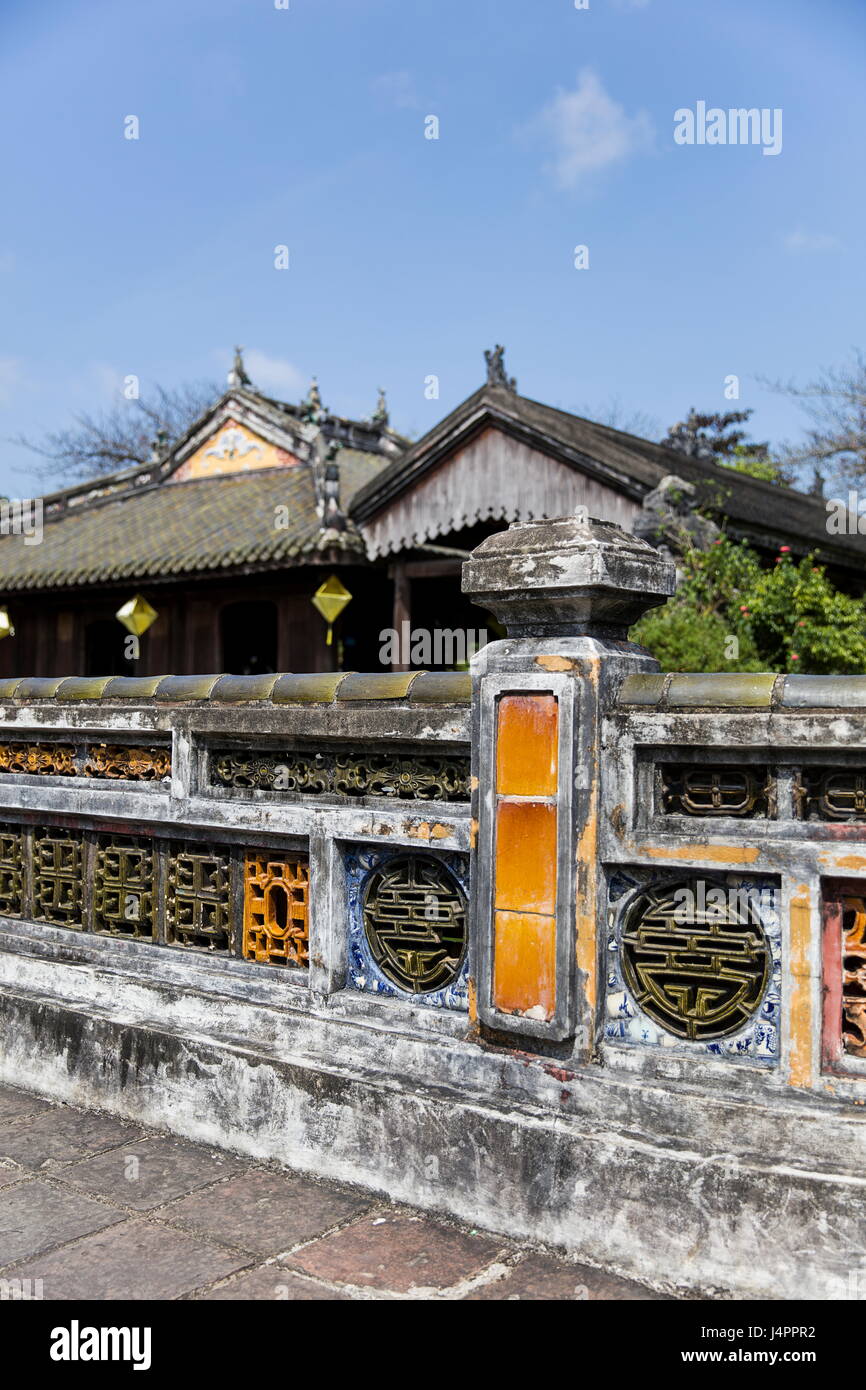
616 672 667 706
154 675 221 701
0 1083 53 1123
102 676 165 699
197 1267 349 1300
12 678 66 699
465 1252 667 1301
55 677 114 700
9 1219 247 1300
1 823 864 1297
157 1169 372 1254
209 674 279 702
462 515 675 635
271 672 350 703
781 674 866 707
63 1136 244 1210
286 1212 506 1292
408 671 472 704
0 1181 123 1264
0 1108 144 1171
338 672 421 701
665 672 778 708
632 474 721 556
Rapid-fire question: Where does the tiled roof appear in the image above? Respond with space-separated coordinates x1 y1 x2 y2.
0 452 385 592
351 385 866 572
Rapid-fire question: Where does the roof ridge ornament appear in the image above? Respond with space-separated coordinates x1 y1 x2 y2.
484 344 517 393
372 387 389 427
147 428 169 464
301 375 325 424
227 346 252 390
313 434 348 534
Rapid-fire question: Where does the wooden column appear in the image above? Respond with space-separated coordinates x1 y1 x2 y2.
390 561 410 672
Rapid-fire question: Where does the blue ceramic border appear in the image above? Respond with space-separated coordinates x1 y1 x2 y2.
344 845 470 1011
605 870 782 1064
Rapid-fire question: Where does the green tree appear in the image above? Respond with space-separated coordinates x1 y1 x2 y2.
720 445 788 484
630 538 866 674
746 551 866 673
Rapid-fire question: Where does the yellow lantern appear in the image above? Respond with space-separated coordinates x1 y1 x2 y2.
116 594 158 637
311 575 352 646
0 607 14 639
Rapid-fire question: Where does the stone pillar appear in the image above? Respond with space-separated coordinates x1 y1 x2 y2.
462 515 675 1055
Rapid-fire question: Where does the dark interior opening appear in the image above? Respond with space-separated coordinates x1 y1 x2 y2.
270 884 289 931
220 600 277 674
84 618 131 676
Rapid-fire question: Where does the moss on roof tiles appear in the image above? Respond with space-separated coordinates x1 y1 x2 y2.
0 453 386 591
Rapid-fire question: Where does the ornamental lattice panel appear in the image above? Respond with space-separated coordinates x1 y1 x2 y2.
33 828 85 928
93 834 156 939
842 897 866 1057
660 765 773 817
243 852 309 966
619 882 770 1041
84 746 171 781
166 843 231 952
796 769 866 822
212 749 470 801
0 824 25 917
0 744 76 776
361 854 467 994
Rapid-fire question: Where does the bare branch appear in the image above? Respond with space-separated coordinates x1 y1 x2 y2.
759 351 866 487
8 379 222 487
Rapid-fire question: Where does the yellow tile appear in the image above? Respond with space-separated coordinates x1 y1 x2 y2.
493 910 556 1018
494 800 557 914
496 694 558 797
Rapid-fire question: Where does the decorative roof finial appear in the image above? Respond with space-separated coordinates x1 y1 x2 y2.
312 433 348 535
147 428 169 464
484 344 517 392
372 387 389 427
301 375 324 423
227 346 252 389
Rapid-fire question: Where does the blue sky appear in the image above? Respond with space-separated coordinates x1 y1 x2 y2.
0 0 862 496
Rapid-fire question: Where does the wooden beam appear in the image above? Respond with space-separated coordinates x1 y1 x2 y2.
402 559 463 579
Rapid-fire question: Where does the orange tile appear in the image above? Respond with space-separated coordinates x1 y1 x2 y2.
496 695 558 797
494 801 557 914
493 910 556 1018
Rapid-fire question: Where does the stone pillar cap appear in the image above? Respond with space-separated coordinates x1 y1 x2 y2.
462 513 676 636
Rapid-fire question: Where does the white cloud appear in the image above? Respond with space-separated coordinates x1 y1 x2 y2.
242 349 305 397
371 71 418 109
784 229 841 253
526 68 654 190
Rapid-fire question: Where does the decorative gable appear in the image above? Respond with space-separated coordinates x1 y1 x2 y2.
170 419 302 482
361 425 639 558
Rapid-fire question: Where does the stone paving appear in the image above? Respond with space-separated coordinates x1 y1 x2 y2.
0 1083 665 1301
